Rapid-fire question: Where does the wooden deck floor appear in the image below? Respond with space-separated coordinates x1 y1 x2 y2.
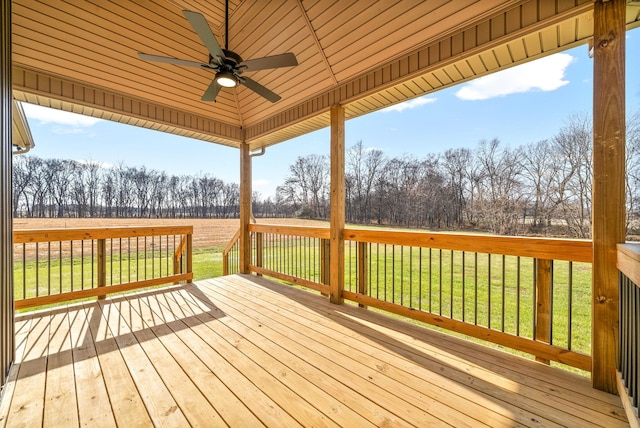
0 274 629 427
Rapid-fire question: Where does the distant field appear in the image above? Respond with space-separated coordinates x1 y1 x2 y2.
13 217 329 249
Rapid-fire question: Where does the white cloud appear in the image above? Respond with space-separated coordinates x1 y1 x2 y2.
348 146 381 155
253 179 270 187
455 53 575 100
382 96 437 112
23 103 102 127
75 159 113 169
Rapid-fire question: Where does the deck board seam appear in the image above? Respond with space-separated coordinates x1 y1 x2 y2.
93 297 190 426
123 289 266 427
203 280 566 428
80 300 154 427
195 279 500 427
154 286 358 428
127 288 304 427
211 276 628 426
113 293 228 427
167 285 418 427
236 274 622 405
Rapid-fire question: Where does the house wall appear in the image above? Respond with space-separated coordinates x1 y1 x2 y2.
0 0 15 391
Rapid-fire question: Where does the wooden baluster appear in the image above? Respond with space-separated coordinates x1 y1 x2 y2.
186 233 193 284
97 238 106 299
357 241 368 308
320 238 330 297
535 258 552 364
255 232 263 277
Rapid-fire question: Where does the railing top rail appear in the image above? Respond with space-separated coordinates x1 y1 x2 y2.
246 223 593 262
617 243 640 287
223 228 241 255
14 225 194 243
345 228 592 263
249 223 331 239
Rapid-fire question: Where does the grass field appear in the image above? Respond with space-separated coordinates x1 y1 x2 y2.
13 217 592 373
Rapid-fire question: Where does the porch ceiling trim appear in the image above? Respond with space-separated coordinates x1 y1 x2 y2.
12 66 243 147
245 0 597 149
10 1 640 151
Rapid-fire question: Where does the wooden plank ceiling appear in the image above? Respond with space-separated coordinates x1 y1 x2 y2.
10 0 640 150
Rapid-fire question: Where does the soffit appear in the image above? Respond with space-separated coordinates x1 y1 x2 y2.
10 1 640 150
11 101 34 152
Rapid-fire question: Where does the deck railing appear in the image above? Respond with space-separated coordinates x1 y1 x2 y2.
13 226 193 309
234 224 593 371
248 224 330 294
222 228 241 276
616 244 640 421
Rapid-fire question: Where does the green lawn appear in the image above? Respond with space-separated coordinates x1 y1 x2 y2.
14 240 592 374
13 246 224 311
253 237 592 374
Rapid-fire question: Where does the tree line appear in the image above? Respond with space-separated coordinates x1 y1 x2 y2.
275 113 640 238
12 158 241 219
12 112 640 238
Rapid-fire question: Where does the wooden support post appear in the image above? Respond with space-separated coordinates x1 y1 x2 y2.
0 0 14 385
240 141 252 274
186 233 193 283
330 104 345 304
535 259 552 364
592 0 625 393
357 242 368 308
97 239 106 299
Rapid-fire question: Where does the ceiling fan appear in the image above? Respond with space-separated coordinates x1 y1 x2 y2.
138 4 297 103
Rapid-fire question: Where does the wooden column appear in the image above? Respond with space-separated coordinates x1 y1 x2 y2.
330 104 345 304
239 141 252 274
0 0 14 387
592 0 626 393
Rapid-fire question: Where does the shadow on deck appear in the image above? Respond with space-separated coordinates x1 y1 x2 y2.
0 274 629 427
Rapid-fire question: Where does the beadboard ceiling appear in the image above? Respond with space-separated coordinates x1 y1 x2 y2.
11 0 640 150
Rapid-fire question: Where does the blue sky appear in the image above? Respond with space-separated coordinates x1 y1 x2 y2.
22 28 640 199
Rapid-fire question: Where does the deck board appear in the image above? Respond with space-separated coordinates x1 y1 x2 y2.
43 310 78 427
0 274 630 427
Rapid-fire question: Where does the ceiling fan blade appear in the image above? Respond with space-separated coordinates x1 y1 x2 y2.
240 52 298 71
241 77 281 103
201 78 222 102
138 52 209 68
182 10 225 60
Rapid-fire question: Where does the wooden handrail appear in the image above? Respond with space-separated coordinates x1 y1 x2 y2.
246 224 594 371
222 228 241 276
14 225 193 243
223 228 241 255
13 225 194 309
245 225 592 262
344 228 593 263
173 235 187 283
617 243 640 288
249 223 330 239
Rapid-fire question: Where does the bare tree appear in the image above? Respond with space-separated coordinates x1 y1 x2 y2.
441 148 471 227
626 110 640 234
346 141 385 223
47 159 74 217
473 139 525 235
278 154 329 219
519 140 558 233
551 114 593 238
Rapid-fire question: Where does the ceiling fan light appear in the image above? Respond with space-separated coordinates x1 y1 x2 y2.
216 71 237 88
